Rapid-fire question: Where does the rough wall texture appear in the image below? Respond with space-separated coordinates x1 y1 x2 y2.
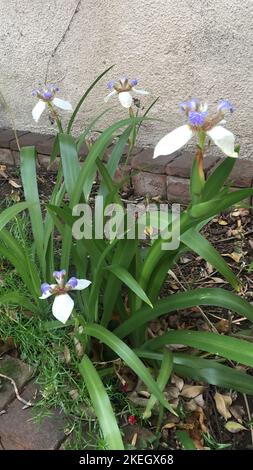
0 0 253 159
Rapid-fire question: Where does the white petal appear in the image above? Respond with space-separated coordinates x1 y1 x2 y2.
72 279 92 291
153 125 193 158
52 98 73 111
104 90 117 102
132 87 149 96
39 284 56 299
39 291 53 300
32 100 46 122
52 294 74 324
207 126 238 157
118 91 133 108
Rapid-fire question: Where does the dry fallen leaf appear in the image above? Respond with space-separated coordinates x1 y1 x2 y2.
214 392 232 420
8 179 22 189
224 421 247 433
171 374 184 392
229 405 245 424
69 389 79 400
64 345 71 365
218 219 228 226
206 262 214 274
131 432 138 447
223 252 244 263
215 319 230 334
162 422 176 430
181 385 205 399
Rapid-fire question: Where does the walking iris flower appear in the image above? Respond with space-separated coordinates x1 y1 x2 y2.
39 270 91 324
32 85 72 122
153 99 238 159
104 77 149 108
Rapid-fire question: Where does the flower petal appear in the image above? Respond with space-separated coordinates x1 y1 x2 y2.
52 98 73 111
32 100 46 122
118 91 133 108
153 125 193 158
39 291 53 300
104 90 117 102
207 126 238 157
72 279 91 290
132 87 149 96
52 294 74 324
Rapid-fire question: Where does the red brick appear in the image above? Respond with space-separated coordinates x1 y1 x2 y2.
132 171 167 198
10 132 50 151
37 154 60 171
0 129 28 148
131 148 176 174
0 148 15 165
36 135 55 155
166 151 220 178
0 355 34 411
0 382 66 449
228 159 253 188
167 176 190 204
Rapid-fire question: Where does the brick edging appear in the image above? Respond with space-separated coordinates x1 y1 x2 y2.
0 128 252 204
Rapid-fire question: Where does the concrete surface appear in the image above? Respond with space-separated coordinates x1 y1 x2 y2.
0 0 252 158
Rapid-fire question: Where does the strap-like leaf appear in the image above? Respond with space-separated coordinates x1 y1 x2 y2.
79 354 124 450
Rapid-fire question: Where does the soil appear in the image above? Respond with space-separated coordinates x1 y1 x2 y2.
0 168 253 450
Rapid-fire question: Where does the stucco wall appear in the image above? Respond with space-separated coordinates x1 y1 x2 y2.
0 0 253 159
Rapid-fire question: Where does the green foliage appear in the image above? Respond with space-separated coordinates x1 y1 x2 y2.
0 69 253 449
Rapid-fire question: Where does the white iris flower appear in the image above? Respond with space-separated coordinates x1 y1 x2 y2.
32 85 72 122
154 99 238 159
39 269 91 324
104 77 149 108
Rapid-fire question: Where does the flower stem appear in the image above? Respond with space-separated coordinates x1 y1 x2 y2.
47 102 64 133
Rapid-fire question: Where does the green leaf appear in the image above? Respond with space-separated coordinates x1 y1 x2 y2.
143 349 173 419
202 157 237 201
114 288 253 339
106 265 153 308
142 330 253 368
135 351 253 395
176 431 197 450
76 107 113 153
0 292 38 313
84 323 176 414
20 146 45 276
58 134 80 199
0 229 40 298
67 65 114 133
190 188 253 219
71 117 145 204
98 125 133 199
0 202 29 232
181 228 239 290
101 240 138 326
79 354 124 450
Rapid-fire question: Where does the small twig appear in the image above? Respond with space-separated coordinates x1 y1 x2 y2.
243 393 253 445
0 373 32 407
213 229 253 244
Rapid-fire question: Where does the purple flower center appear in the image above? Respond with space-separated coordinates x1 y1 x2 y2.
217 99 234 113
188 111 207 127
41 282 51 295
130 79 138 87
43 90 53 100
66 277 78 289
